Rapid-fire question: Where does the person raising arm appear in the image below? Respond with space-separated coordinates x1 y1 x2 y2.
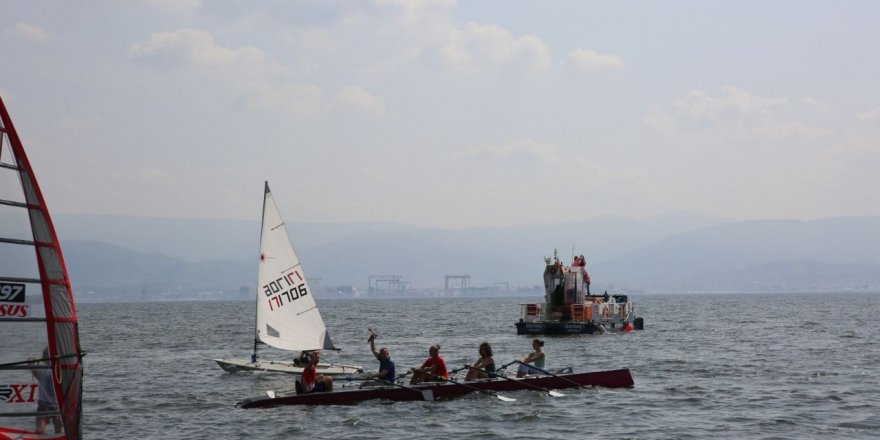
368 333 396 383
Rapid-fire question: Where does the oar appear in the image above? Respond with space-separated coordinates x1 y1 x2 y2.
424 372 516 402
465 365 564 397
334 373 372 381
513 360 585 389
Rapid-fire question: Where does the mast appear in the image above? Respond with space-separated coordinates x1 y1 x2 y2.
252 181 270 364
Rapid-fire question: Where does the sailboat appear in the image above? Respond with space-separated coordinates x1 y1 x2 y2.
214 183 362 375
0 97 84 439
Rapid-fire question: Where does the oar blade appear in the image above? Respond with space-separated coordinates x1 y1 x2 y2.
548 390 565 397
497 394 517 402
421 390 434 401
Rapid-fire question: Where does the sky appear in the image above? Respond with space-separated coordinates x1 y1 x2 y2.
1 0 879 228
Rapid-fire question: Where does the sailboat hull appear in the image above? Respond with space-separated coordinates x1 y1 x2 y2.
214 358 363 375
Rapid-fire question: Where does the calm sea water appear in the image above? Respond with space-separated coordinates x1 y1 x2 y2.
79 294 879 439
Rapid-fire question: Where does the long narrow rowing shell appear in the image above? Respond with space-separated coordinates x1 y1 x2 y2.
236 368 634 408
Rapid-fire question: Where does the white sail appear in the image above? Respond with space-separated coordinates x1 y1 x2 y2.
254 183 334 352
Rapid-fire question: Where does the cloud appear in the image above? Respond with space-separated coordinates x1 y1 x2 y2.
140 0 201 12
130 29 330 115
129 29 269 69
460 138 558 163
456 138 627 183
644 86 831 142
856 108 880 122
5 23 51 42
565 48 624 72
373 0 456 25
447 23 552 74
129 28 389 119
332 86 385 114
359 2 553 75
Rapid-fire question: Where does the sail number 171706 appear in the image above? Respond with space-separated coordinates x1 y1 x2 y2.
263 270 308 311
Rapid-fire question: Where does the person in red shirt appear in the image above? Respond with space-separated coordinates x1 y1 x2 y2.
299 351 333 393
410 344 448 384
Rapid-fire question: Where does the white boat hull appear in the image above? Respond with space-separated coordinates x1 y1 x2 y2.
214 358 363 375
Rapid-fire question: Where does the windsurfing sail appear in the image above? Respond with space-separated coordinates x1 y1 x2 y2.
253 182 335 358
0 97 84 440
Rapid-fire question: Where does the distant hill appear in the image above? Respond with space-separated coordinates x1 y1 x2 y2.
46 214 880 298
593 217 880 292
62 241 253 297
54 214 419 262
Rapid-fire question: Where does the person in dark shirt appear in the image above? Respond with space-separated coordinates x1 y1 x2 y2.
367 333 396 383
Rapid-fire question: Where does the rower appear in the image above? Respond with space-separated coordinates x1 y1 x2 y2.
410 344 448 384
298 351 333 394
367 332 396 383
517 339 546 377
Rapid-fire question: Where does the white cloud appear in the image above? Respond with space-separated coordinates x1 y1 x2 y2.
130 29 330 116
565 48 624 72
332 86 385 114
140 0 201 12
373 0 456 26
359 3 552 75
450 23 552 74
644 86 830 142
856 108 880 122
129 29 269 69
460 138 558 162
6 23 51 42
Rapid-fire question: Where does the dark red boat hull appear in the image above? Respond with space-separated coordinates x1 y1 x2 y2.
237 368 634 408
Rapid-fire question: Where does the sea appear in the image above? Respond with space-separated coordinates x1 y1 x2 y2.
79 293 879 439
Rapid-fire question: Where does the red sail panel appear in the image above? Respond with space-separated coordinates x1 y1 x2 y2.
0 96 83 440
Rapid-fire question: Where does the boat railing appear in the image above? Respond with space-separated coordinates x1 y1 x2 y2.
519 303 543 322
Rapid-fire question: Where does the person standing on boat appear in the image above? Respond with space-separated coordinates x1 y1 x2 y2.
300 351 333 393
577 255 591 295
410 344 448 384
367 333 396 382
464 342 496 381
517 339 546 377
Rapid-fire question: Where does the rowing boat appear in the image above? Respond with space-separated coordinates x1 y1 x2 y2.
236 368 633 408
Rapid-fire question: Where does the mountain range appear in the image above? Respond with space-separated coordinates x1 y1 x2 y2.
48 213 880 298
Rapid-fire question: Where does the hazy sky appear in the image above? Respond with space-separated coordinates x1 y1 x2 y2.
2 1 879 228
